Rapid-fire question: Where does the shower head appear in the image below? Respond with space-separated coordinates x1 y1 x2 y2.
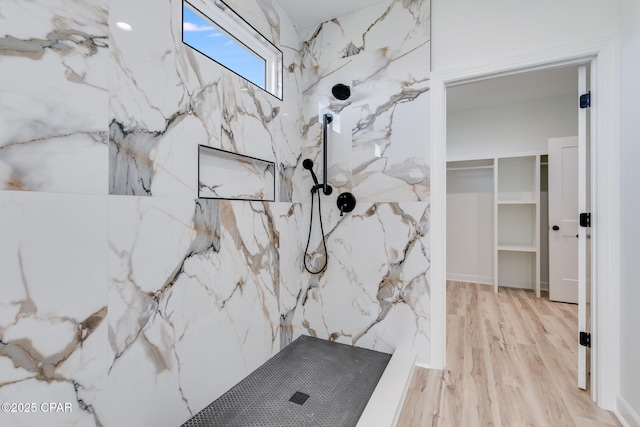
303 158 319 187
331 83 351 101
302 159 314 170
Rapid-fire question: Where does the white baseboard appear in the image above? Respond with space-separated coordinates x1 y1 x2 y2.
617 395 640 427
415 361 431 369
356 348 416 427
446 273 492 285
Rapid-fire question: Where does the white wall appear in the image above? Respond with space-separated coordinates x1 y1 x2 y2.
446 167 494 284
446 94 576 287
432 0 618 70
618 0 640 423
447 95 578 160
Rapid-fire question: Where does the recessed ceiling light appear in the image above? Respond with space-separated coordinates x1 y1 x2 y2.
116 21 133 31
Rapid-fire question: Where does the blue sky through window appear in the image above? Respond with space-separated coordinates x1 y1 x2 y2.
183 5 266 88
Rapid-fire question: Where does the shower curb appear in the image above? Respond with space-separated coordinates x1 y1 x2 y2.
356 348 417 427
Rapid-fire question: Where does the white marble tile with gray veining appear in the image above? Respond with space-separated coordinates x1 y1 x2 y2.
282 201 431 362
107 196 281 426
0 191 108 427
107 196 223 426
295 0 431 203
217 200 281 361
109 0 224 197
0 0 109 194
109 0 299 201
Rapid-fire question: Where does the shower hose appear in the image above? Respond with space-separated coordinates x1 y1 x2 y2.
303 186 328 274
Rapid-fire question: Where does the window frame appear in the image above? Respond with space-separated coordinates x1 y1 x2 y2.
182 0 283 99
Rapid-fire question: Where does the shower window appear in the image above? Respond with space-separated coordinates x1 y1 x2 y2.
182 0 282 99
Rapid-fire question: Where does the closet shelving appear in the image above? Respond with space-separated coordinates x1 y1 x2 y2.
447 152 543 297
495 155 541 297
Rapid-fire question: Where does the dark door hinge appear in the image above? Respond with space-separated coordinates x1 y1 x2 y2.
580 332 591 348
580 212 591 227
580 92 591 109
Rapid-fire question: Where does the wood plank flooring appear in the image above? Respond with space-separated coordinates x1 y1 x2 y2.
397 281 620 427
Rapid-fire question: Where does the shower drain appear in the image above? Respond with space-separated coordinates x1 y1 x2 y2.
288 391 310 405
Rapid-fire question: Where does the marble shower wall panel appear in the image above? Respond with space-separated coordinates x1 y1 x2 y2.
217 201 281 365
109 0 222 197
107 196 280 426
218 76 279 163
0 191 108 427
272 2 305 202
351 72 431 201
110 0 301 202
287 202 431 361
271 203 305 347
224 0 281 47
277 202 352 348
295 0 431 203
215 0 304 202
108 196 221 426
0 0 109 194
348 202 431 360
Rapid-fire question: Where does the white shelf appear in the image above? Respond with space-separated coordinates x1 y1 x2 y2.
497 245 537 252
497 200 536 205
447 158 494 170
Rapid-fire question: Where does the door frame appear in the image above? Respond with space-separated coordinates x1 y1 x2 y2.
429 38 620 409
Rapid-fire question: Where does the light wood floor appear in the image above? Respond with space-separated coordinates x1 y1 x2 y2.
397 281 620 427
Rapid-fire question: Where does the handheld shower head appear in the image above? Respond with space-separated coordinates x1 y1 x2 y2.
303 159 332 195
302 159 314 170
303 159 319 187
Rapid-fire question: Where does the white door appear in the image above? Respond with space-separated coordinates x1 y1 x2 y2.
548 136 579 304
577 64 591 391
548 64 590 390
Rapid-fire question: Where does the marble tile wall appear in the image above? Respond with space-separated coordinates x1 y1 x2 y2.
0 0 109 194
280 201 431 360
109 0 300 200
1 1 110 426
2 0 296 425
107 0 295 424
1 0 432 426
0 191 108 426
284 0 432 363
294 0 431 203
107 197 281 426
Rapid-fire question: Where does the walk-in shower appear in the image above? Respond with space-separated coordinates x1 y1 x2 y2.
303 84 356 274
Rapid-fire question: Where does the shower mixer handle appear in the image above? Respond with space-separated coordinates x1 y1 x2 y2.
337 192 356 216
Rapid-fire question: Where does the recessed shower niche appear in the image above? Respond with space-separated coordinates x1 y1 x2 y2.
198 145 275 201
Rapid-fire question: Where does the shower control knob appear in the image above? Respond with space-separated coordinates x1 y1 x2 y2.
337 192 356 217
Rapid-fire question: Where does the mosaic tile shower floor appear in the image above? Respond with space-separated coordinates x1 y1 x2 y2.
182 335 391 427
